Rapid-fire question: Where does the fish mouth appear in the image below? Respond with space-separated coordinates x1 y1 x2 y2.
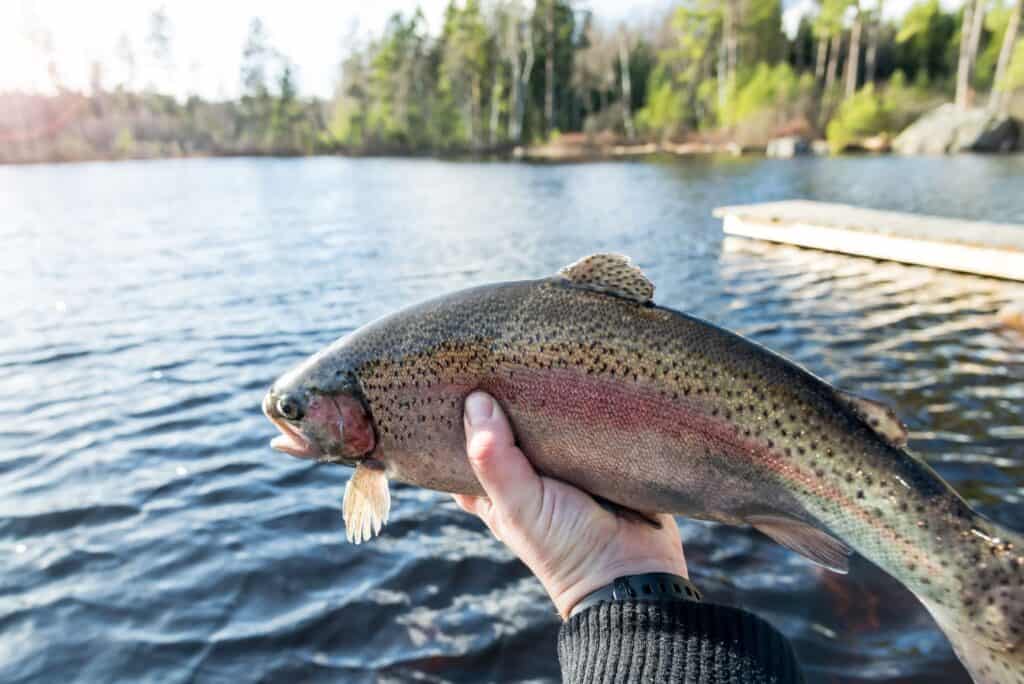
262 394 321 460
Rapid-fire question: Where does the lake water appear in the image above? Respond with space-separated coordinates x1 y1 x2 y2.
2 155 1023 684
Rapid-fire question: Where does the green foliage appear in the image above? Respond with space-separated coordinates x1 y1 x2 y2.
322 0 583 152
436 0 490 147
363 11 431 149
815 0 849 39
826 85 889 152
636 66 686 138
825 73 936 153
745 0 786 63
1006 39 1024 92
720 62 800 127
326 49 369 150
530 0 579 135
976 4 1014 88
894 0 957 83
883 68 937 127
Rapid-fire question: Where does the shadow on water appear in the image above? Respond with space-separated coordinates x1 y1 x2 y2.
1 155 1022 682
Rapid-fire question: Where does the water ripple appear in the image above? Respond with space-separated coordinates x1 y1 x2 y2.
2 156 1023 683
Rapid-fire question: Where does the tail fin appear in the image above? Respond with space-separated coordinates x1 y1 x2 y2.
924 524 1024 684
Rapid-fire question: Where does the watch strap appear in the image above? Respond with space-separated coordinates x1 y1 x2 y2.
569 572 702 618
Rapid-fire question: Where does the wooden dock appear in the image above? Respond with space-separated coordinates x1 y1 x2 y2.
712 200 1024 282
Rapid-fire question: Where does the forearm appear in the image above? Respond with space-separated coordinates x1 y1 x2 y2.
558 600 803 684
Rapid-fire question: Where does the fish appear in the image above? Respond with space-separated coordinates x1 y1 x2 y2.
263 253 1024 683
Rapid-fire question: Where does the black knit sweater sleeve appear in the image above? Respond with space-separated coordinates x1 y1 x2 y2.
557 601 804 684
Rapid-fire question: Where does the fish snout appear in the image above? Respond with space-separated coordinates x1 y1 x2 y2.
262 389 321 460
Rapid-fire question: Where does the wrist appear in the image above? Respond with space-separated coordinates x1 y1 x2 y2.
569 572 702 618
551 558 689 619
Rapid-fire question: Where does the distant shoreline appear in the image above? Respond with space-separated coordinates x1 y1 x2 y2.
4 138 1022 167
0 142 841 166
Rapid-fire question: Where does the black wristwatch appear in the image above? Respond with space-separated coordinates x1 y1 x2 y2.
569 572 702 618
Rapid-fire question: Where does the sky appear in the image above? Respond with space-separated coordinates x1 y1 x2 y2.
1 0 937 101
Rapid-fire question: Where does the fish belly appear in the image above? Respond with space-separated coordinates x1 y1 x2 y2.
375 365 816 530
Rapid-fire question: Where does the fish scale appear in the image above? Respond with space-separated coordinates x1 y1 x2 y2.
265 254 1024 683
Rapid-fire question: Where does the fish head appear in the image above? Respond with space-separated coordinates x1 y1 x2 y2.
263 358 376 466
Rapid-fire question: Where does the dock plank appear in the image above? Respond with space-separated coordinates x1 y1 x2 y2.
713 200 1024 281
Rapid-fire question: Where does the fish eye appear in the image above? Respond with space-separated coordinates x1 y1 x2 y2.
277 396 303 421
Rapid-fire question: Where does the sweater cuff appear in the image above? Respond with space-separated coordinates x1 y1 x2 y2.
557 600 803 684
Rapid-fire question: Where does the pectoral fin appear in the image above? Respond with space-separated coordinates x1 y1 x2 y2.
343 462 391 544
747 514 852 574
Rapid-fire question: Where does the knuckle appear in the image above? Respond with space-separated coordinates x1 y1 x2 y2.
468 431 500 465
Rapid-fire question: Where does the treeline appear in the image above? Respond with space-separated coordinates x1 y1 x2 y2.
0 16 323 163
328 0 1024 152
0 89 322 164
1 0 1023 164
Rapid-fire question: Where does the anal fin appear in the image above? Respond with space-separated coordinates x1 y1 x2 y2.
747 514 852 574
343 462 391 544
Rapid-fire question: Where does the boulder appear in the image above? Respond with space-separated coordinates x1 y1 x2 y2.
894 104 1021 155
860 133 892 153
766 136 811 158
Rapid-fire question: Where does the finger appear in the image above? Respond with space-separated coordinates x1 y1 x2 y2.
452 493 482 515
451 493 500 535
463 392 541 522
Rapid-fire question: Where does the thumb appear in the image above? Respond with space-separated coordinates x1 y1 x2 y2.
463 392 541 520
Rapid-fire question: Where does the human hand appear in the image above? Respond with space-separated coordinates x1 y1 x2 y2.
453 391 688 619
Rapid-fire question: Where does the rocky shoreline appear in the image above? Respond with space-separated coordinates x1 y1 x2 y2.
516 105 1023 161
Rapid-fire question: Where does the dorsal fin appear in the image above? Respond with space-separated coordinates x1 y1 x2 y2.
557 254 654 303
747 514 852 574
836 390 908 448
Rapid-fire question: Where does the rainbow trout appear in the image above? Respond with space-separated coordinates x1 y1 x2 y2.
263 254 1023 683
